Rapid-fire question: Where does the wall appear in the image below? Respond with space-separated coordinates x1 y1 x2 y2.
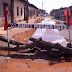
28 6 37 19
50 9 65 21
14 0 24 22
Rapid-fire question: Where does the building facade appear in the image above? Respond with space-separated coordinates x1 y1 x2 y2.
13 0 25 22
0 0 25 27
0 0 40 27
28 4 38 19
50 6 72 21
38 9 46 16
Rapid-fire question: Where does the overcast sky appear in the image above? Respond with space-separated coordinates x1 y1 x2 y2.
28 0 72 14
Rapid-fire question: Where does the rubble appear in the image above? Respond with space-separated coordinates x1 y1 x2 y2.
0 56 10 63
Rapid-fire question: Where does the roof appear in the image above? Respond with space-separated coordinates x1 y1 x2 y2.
19 0 38 9
69 6 72 9
20 0 27 2
29 4 38 9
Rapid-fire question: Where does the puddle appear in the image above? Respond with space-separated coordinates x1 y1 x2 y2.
11 19 56 44
37 18 56 25
11 18 67 47
32 28 67 47
12 29 36 43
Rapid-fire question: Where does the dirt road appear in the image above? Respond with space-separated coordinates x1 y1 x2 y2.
0 16 71 72
1 58 72 72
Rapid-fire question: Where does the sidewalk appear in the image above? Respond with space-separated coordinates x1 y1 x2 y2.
17 17 40 24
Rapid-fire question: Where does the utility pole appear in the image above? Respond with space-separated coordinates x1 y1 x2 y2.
71 3 72 6
26 0 29 23
42 1 43 16
42 1 43 10
41 1 43 32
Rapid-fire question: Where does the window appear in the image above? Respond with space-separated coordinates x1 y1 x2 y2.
17 7 19 16
21 7 22 15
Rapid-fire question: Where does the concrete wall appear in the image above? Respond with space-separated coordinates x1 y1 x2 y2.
28 6 37 19
14 0 24 22
0 0 11 27
28 6 32 19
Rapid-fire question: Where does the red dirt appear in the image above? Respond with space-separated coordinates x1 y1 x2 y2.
1 58 72 72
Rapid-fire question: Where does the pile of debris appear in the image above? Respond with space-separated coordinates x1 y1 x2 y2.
0 36 72 59
0 56 10 63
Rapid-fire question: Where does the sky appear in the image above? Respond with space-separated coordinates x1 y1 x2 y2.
28 0 72 14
